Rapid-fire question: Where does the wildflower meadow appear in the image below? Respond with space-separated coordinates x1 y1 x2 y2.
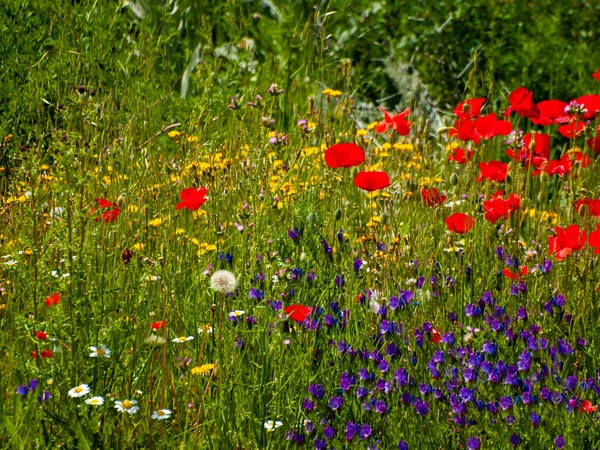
3 2 600 449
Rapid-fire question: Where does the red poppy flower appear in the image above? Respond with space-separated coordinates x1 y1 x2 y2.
448 148 474 164
588 225 600 254
531 154 572 177
93 198 121 223
587 137 600 154
530 100 569 126
548 224 586 260
593 68 600 82
45 292 60 307
557 122 584 139
482 191 520 223
502 266 528 281
176 187 207 211
36 331 47 340
324 143 365 168
41 349 53 358
473 113 512 140
444 213 474 234
284 304 312 323
374 107 411 135
477 161 508 183
450 118 477 143
430 328 441 344
524 132 550 157
574 94 600 120
571 151 591 168
507 132 551 162
421 188 446 207
95 198 116 209
354 171 390 191
504 87 539 119
151 320 166 330
580 400 597 414
575 199 600 218
453 98 485 119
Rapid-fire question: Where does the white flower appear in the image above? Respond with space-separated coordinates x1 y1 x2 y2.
444 200 464 208
3 260 17 267
228 310 245 319
145 335 166 346
115 399 139 415
369 298 381 314
264 420 283 432
172 336 194 343
198 324 213 334
152 409 172 420
68 384 91 398
89 345 111 358
51 270 59 277
210 270 237 294
85 396 104 406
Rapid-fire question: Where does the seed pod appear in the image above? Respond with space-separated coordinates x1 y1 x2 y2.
334 208 342 221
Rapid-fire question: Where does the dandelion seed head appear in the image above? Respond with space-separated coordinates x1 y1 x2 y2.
210 270 237 294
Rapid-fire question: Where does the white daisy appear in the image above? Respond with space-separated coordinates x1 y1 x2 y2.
85 396 104 406
89 345 111 358
172 336 194 343
115 399 139 415
152 409 172 420
3 260 17 267
198 324 213 334
68 384 91 398
263 420 283 432
228 310 245 319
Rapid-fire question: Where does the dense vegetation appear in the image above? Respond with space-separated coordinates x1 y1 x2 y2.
2 1 600 449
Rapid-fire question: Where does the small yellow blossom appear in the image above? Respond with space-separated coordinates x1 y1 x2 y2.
191 363 216 376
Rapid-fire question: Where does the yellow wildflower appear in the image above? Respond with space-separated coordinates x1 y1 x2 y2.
191 363 216 376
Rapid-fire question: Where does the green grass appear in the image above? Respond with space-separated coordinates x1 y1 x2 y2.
2 1 600 449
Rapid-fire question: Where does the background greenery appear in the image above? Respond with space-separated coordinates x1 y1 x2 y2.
2 0 600 176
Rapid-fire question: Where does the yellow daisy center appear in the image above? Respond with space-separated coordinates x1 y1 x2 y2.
123 400 133 409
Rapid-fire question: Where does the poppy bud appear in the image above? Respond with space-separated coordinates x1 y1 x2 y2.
307 212 317 225
380 212 388 224
300 252 307 262
504 173 512 184
335 208 342 221
121 247 133 264
449 173 459 186
537 191 544 204
117 193 126 207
